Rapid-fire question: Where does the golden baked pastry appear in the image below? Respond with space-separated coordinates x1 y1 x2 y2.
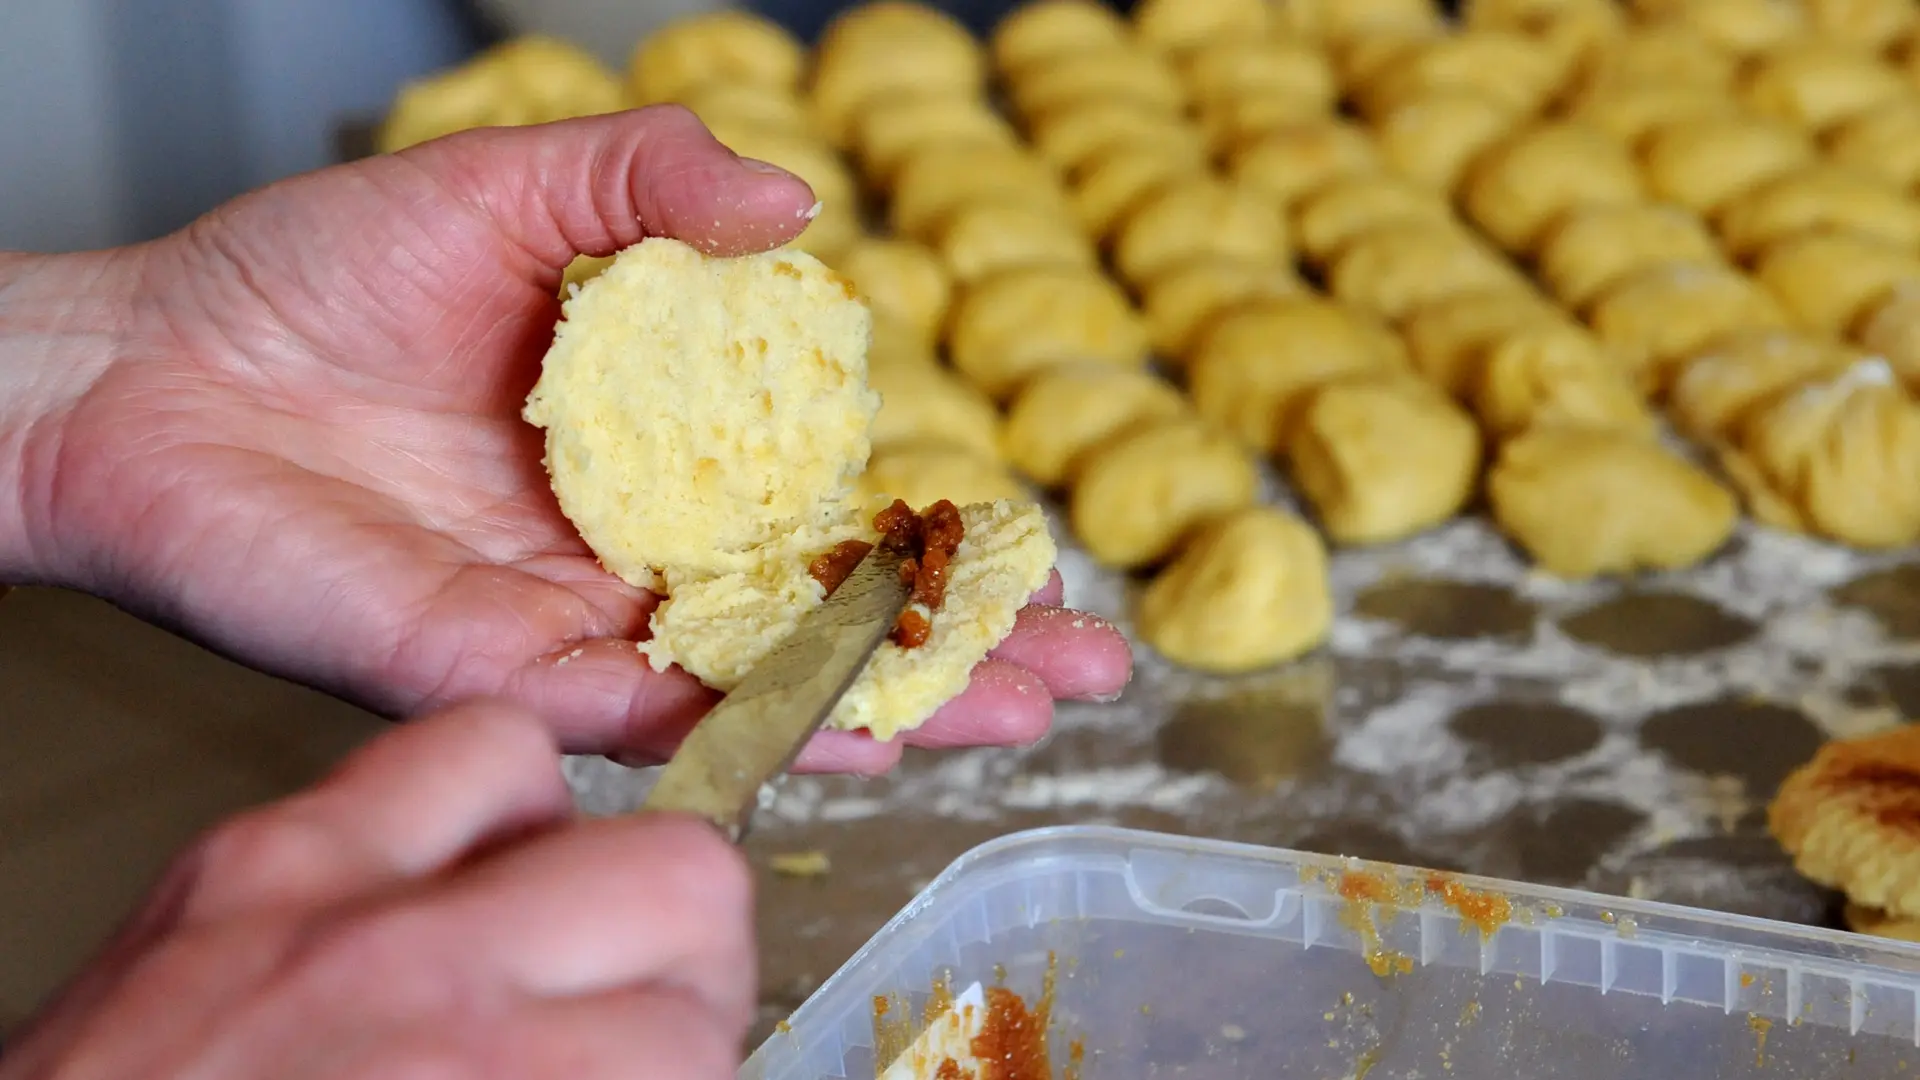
852 95 1018 188
1228 119 1382 212
1461 121 1644 254
1067 144 1208 241
991 0 1130 79
1070 417 1260 569
1294 174 1457 264
1721 360 1920 547
1751 232 1920 338
1326 223 1529 321
835 238 952 350
378 36 627 154
1667 330 1864 443
1717 165 1920 261
1586 262 1792 395
1824 99 1920 192
1131 0 1271 55
1741 39 1910 131
1487 427 1739 578
1371 90 1519 194
1187 298 1408 452
1003 364 1188 488
1137 507 1332 674
947 265 1149 399
1537 203 1724 310
1142 256 1306 364
1110 177 1291 288
1771 724 1920 920
868 361 1004 462
1471 323 1655 441
627 10 804 105
1399 289 1566 398
1639 116 1816 215
1288 373 1483 545
887 143 1069 241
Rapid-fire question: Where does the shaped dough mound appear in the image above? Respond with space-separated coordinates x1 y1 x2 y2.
642 501 1054 740
1288 374 1481 546
523 238 877 585
1770 724 1920 921
1138 507 1331 675
1071 417 1258 570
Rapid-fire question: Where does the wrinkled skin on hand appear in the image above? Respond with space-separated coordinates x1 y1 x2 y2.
2 106 1131 773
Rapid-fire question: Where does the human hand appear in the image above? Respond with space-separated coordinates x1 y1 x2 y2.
0 700 755 1080
1 105 1131 772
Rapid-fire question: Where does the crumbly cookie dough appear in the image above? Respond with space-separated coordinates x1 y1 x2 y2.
1141 256 1305 364
1666 330 1864 443
627 10 804 105
1715 165 1920 259
1288 374 1482 546
1137 507 1332 674
1586 262 1791 395
1487 427 1739 578
1537 202 1723 310
1071 417 1259 569
1294 175 1457 263
378 36 627 154
1470 322 1655 441
1371 90 1519 194
1771 724 1920 921
947 265 1148 399
1751 232 1920 338
1227 119 1381 212
1111 177 1290 287
869 362 1003 462
936 201 1098 284
1720 359 1920 548
1187 298 1408 452
1639 116 1815 215
1461 122 1644 254
1327 223 1528 321
1004 364 1188 488
834 238 951 350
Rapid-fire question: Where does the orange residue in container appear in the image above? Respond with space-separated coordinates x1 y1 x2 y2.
1750 1016 1773 1067
1336 870 1415 978
1424 873 1513 941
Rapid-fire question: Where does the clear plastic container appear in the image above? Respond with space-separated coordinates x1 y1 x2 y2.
743 826 1920 1080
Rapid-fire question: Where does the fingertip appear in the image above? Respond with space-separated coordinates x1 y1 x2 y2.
906 660 1053 749
989 606 1134 701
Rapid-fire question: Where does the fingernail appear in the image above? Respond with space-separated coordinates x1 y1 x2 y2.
738 156 799 180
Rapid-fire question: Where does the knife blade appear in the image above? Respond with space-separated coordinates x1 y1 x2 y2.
642 544 910 841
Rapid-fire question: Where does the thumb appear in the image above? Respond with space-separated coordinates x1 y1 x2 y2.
400 105 820 267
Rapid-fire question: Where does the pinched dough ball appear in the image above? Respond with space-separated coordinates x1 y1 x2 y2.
1143 256 1305 363
1004 364 1187 487
524 239 875 584
856 443 1028 511
1640 116 1815 215
1030 102 1207 174
1576 23 1736 95
1644 0 1807 57
378 36 626 153
868 313 942 371
1538 203 1724 309
1195 93 1339 157
1229 120 1381 211
1400 289 1566 397
1372 91 1519 193
1461 122 1643 254
888 143 1069 241
937 201 1098 284
1294 175 1457 263
1137 507 1332 674
1587 263 1791 394
1667 330 1864 442
991 0 1130 79
1009 49 1186 120
1070 417 1260 569
1562 82 1744 146
1188 298 1409 452
1353 31 1561 120
1111 178 1290 287
1279 0 1442 41
1488 428 1739 578
1178 39 1338 113
673 82 814 134
628 10 804 104
1825 100 1920 191
1333 26 1446 88
1754 233 1920 338
853 96 1017 187
948 266 1148 399
810 3 986 147
1721 360 1920 547
1465 0 1625 81
1328 223 1529 321
1133 0 1270 54
1742 40 1910 131
1471 322 1656 441
1717 166 1920 260
1289 374 1482 545
1068 145 1206 241
868 360 1002 462
1805 0 1918 52
835 238 951 349
1859 290 1920 393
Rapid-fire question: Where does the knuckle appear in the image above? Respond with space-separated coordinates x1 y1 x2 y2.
184 808 336 913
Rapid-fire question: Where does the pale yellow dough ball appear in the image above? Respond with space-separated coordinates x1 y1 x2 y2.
1070 418 1260 569
1470 323 1656 441
1289 374 1483 546
937 201 1098 285
1642 0 1807 57
857 444 1028 510
853 96 1018 188
1142 256 1306 364
1667 330 1865 442
991 0 1130 79
1587 263 1792 395
1111 178 1290 288
810 3 986 148
1741 40 1910 131
1178 39 1338 114
1228 120 1382 212
1353 31 1561 120
1327 224 1529 321
1640 116 1816 215
948 266 1149 400
1538 203 1724 310
1488 428 1739 578
1008 49 1186 120
1067 145 1207 241
1562 83 1745 146
1716 166 1920 260
1195 93 1338 158
628 10 804 105
1721 360 1920 548
1825 100 1920 191
1131 0 1270 55
1280 0 1442 41
1372 91 1519 194
888 143 1069 241
1753 232 1920 338
1138 507 1332 674
1858 290 1920 394
868 362 1003 462
1805 0 1918 52
1461 122 1643 254
868 313 941 371
1463 0 1624 83
1294 175 1457 263
1003 364 1188 488
1575 23 1737 96
834 238 951 350
1399 289 1567 398
1029 102 1207 174
523 238 876 585
1188 298 1408 452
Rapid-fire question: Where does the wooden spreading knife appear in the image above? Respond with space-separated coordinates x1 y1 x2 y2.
642 544 910 841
